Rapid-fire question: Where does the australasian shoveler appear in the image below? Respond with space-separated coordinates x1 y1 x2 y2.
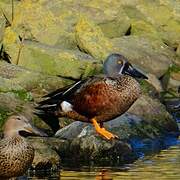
0 115 46 179
36 53 148 140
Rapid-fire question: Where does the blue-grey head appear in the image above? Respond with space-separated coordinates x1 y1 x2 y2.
103 53 148 79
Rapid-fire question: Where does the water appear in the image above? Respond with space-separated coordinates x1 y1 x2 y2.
26 113 180 179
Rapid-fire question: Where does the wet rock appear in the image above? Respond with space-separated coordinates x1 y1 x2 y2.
112 36 174 77
28 137 60 171
69 135 132 165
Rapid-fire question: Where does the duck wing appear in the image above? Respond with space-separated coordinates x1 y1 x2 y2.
34 77 93 132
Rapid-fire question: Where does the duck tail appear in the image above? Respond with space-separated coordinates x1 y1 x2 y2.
34 103 60 133
35 89 66 133
35 80 84 132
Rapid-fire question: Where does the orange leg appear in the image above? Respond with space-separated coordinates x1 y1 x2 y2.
91 118 119 140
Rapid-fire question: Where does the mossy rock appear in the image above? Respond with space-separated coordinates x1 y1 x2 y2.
139 79 159 98
128 95 178 133
3 36 102 78
161 64 180 91
75 16 113 60
0 108 10 131
99 9 131 38
112 36 174 77
0 15 6 43
131 20 161 40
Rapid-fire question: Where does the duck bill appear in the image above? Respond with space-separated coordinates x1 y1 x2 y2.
125 64 148 79
24 123 47 137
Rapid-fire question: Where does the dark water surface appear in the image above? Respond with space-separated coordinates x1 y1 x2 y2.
24 113 180 180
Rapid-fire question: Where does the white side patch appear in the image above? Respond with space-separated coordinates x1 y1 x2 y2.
105 78 116 86
61 101 73 112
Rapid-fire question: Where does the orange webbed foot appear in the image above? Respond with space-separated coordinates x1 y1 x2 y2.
91 118 119 140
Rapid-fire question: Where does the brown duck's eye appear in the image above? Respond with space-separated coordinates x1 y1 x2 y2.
16 117 21 121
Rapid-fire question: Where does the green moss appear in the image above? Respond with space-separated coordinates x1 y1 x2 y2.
131 20 160 40
0 88 33 102
75 16 113 60
0 108 10 131
139 80 158 97
19 47 57 75
11 90 33 102
169 64 180 73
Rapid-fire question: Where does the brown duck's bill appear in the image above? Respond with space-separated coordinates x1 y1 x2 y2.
23 124 48 137
125 64 148 79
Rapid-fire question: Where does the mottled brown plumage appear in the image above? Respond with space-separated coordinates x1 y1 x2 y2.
37 54 147 139
0 135 34 179
0 115 45 179
72 75 141 123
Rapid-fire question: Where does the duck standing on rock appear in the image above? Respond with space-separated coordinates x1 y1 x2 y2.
36 53 148 140
0 115 46 179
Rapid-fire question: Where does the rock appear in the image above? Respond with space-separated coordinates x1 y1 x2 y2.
0 92 34 131
99 9 131 38
0 15 5 43
75 17 113 60
69 135 132 165
139 79 160 98
130 20 160 40
146 73 163 93
132 1 180 48
161 64 180 91
3 39 101 78
176 44 180 57
158 19 180 49
28 137 60 171
112 36 174 77
0 61 73 97
128 95 178 132
55 121 88 139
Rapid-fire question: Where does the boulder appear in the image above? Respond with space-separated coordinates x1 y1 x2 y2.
112 36 174 77
28 137 60 171
75 17 113 60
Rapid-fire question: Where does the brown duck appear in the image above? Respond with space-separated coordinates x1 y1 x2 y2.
36 54 148 140
0 115 46 179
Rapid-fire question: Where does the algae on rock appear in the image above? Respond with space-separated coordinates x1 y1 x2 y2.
75 17 113 60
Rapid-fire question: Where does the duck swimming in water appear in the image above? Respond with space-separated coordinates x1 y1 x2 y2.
0 115 46 179
36 53 148 140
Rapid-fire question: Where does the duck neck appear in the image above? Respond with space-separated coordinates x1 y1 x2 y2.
3 130 20 139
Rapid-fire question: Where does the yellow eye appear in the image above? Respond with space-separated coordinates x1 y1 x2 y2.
117 60 122 64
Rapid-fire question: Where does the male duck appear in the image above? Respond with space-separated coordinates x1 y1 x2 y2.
37 54 148 140
0 115 46 179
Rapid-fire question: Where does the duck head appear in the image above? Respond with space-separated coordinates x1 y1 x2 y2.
3 115 47 138
104 53 148 79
